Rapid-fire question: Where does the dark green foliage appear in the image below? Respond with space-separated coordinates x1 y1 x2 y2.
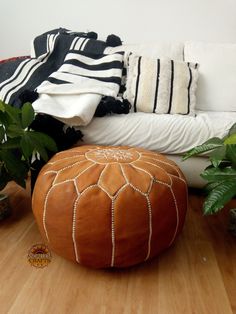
183 122 236 215
0 100 57 190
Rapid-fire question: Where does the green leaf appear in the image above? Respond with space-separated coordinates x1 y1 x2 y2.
0 100 5 112
3 103 21 125
201 167 236 182
0 150 29 187
203 179 236 215
226 145 236 165
209 145 226 167
204 137 223 145
34 145 48 162
7 124 24 138
204 181 222 194
21 102 35 128
26 132 49 161
0 137 21 149
20 135 34 160
0 125 5 142
29 131 57 152
228 123 236 136
0 111 10 127
224 133 236 145
182 138 223 160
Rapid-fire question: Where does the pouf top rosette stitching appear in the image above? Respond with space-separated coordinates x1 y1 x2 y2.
32 145 188 268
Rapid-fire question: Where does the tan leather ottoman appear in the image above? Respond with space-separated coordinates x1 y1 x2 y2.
32 145 188 268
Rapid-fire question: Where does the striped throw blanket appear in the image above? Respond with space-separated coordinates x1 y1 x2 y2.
0 28 124 126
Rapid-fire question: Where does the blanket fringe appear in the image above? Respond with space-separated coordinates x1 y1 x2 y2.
95 96 131 117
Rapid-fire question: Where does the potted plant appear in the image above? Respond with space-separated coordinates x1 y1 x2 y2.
0 100 57 220
182 122 236 233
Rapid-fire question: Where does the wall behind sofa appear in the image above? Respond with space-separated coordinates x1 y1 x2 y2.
0 0 235 59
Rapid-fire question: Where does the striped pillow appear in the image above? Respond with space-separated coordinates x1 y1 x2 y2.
124 54 198 115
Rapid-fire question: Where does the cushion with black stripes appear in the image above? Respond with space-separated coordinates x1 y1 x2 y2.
124 54 198 115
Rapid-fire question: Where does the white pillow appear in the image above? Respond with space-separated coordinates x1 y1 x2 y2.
184 41 236 112
124 54 198 115
105 42 184 61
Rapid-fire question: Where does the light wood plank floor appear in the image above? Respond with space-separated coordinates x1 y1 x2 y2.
0 182 236 314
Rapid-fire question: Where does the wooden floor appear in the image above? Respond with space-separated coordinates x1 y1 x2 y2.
0 182 236 314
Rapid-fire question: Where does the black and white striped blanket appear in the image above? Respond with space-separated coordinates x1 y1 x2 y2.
0 28 124 125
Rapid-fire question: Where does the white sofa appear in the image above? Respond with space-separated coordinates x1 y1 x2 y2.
77 41 236 188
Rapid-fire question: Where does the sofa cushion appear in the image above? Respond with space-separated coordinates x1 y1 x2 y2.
184 41 236 112
78 111 236 155
124 54 198 115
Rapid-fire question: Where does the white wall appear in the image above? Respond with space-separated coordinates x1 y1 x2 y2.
0 0 236 59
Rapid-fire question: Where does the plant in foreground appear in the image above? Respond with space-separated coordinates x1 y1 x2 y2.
183 123 236 215
0 100 57 191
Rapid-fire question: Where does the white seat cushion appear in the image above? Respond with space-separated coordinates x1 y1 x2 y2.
78 111 236 155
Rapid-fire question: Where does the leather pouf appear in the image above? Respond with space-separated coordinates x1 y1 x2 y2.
32 145 188 268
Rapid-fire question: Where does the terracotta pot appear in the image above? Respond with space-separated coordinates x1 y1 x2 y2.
0 194 11 221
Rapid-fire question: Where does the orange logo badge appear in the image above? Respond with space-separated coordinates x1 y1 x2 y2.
28 244 51 268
